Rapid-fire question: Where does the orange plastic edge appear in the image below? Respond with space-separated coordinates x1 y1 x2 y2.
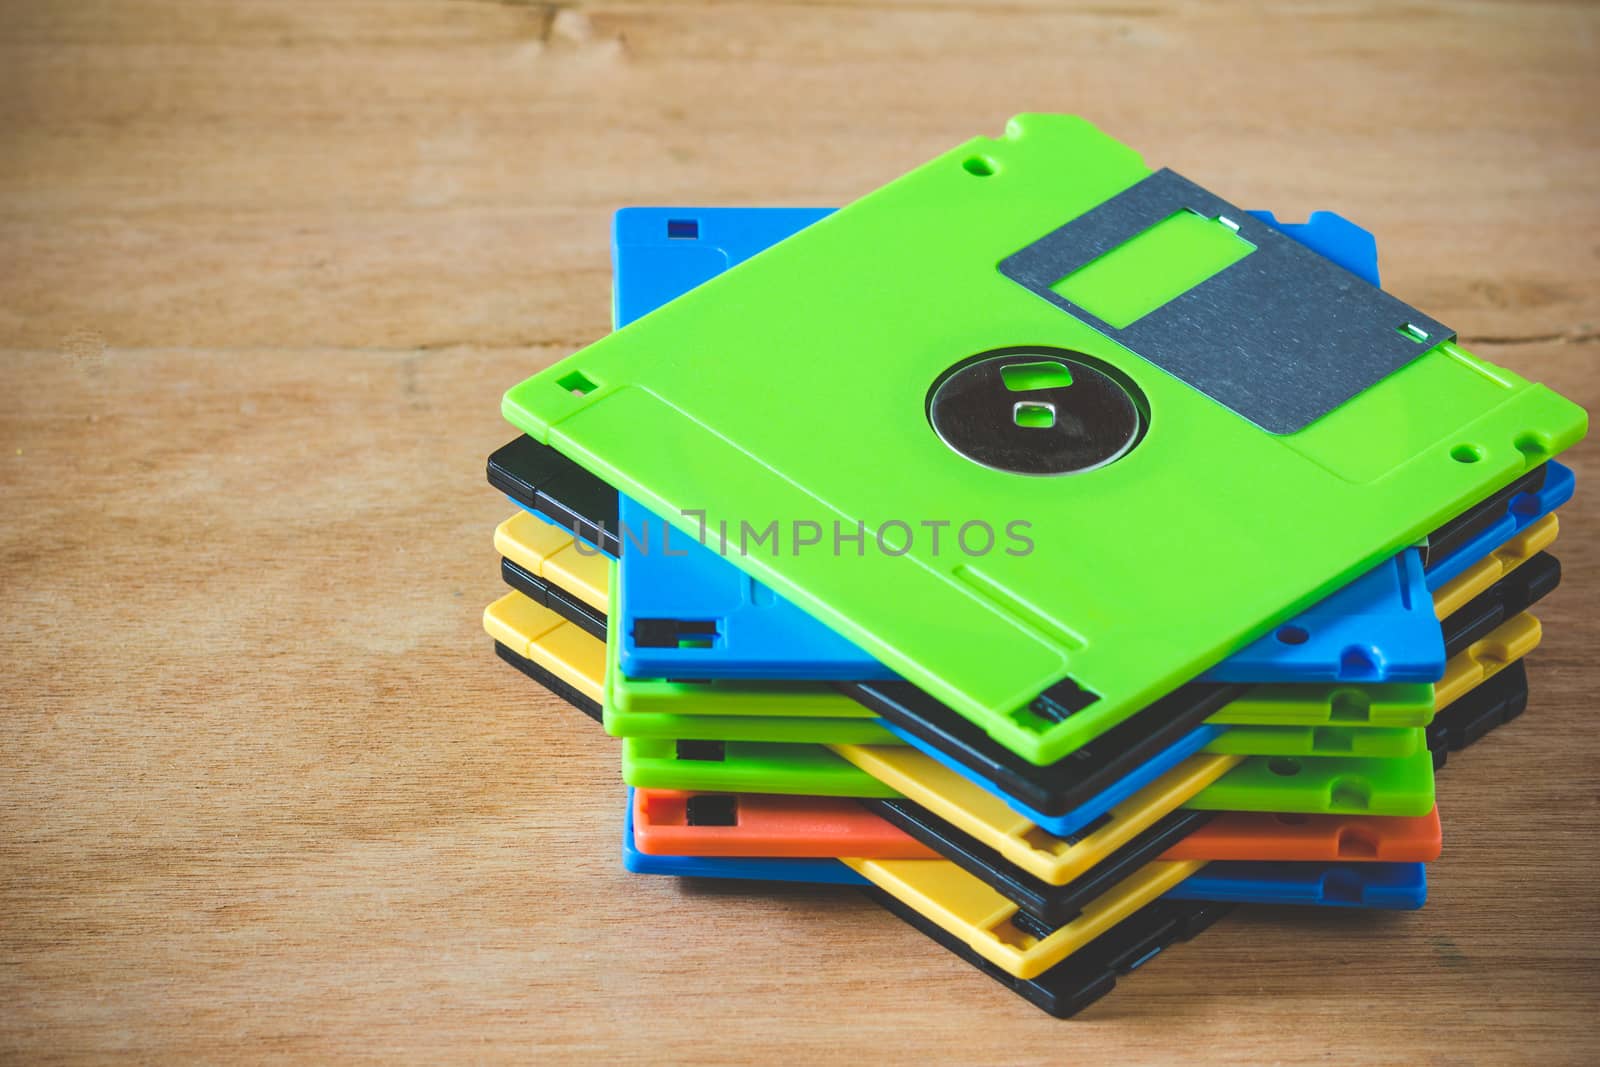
1160 806 1443 863
631 790 940 859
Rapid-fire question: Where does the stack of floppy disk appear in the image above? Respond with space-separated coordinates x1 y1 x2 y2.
483 116 1585 1017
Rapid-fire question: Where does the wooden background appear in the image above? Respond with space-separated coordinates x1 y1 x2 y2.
3 1 1597 1061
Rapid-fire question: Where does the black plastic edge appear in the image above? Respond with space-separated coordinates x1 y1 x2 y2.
487 435 621 557
870 797 1215 924
492 640 603 723
500 557 609 639
839 679 1244 816
864 886 1233 1019
1421 462 1547 568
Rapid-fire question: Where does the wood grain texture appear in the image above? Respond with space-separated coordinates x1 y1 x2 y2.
2 1 1597 1061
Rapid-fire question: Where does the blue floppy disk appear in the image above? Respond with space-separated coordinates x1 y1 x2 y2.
1201 551 1437 683
1216 457 1565 676
1168 861 1426 909
878 506 1557 838
1423 461 1573 590
618 493 895 679
613 207 837 327
580 204 1564 842
589 456 1570 652
622 793 1425 908
612 207 1445 686
878 718 1222 838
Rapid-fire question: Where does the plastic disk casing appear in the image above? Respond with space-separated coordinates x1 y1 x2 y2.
830 744 1241 885
1434 612 1541 713
607 701 898 746
622 797 868 884
1421 462 1574 590
865 800 1432 924
1430 515 1557 621
608 205 1450 689
631 647 1523 865
1430 660 1529 766
863 799 1217 926
501 555 606 640
481 588 905 747
606 206 1464 690
631 789 937 859
488 586 901 746
484 591 604 709
487 434 620 558
493 530 1463 789
617 790 1305 1017
611 643 875 718
842 852 1207 979
1161 809 1443 864
492 641 601 722
867 652 1532 1012
491 449 1552 730
863 659 1519 923
878 653 1524 925
494 505 856 720
825 671 1548 921
850 551 1549 817
624 792 1423 921
629 793 1441 866
491 435 1565 688
867 888 1232 1019
1438 553 1559 661
848 561 1547 836
1202 724 1421 759
1188 748 1434 817
506 607 1526 829
490 572 1448 822
484 590 894 788
491 441 1563 740
1166 862 1425 909
620 738 898 798
503 114 1587 767
596 549 1547 839
497 510 610 636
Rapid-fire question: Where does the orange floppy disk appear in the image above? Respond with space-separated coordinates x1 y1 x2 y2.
1161 808 1442 864
631 790 939 859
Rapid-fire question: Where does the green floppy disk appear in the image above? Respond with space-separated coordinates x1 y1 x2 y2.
494 510 1438 736
621 736 1436 816
1186 748 1436 817
503 114 1585 766
620 737 900 798
605 703 900 747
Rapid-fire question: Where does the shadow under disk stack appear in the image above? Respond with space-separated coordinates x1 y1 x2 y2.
481 117 1585 1017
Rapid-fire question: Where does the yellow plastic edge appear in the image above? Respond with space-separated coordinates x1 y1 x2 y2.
1435 612 1542 711
842 854 1206 980
495 510 611 614
831 744 1240 885
483 590 606 703
1431 515 1558 620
